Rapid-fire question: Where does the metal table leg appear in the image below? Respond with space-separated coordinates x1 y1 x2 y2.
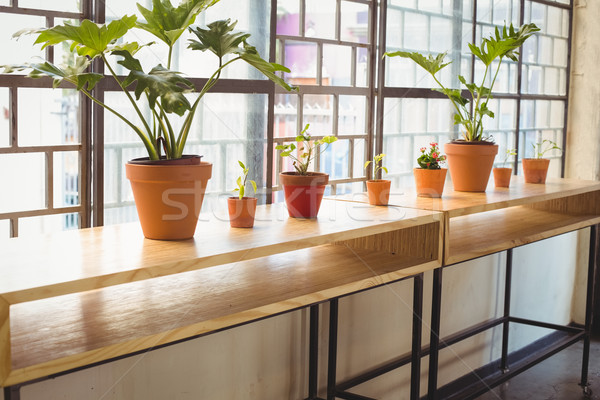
427 268 443 400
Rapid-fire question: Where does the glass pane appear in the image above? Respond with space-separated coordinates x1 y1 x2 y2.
340 1 369 44
0 0 10 5
18 0 79 12
0 88 8 147
18 88 80 146
19 213 79 237
274 93 299 138
339 96 366 135
53 151 80 208
305 0 336 40
352 138 366 179
0 15 45 65
323 45 352 86
284 41 318 83
303 95 334 134
0 153 46 213
277 0 300 36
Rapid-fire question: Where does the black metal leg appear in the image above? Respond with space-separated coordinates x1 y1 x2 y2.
327 298 339 400
580 224 597 392
4 385 20 400
427 268 443 400
411 273 424 400
500 249 513 373
307 304 320 400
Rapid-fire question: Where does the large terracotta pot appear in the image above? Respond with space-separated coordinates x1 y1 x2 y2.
279 172 328 218
493 167 513 188
522 158 550 184
125 156 212 240
366 179 391 205
413 168 447 198
444 142 498 192
227 197 257 228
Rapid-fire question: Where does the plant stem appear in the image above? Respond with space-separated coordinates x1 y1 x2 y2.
79 88 158 159
101 54 156 158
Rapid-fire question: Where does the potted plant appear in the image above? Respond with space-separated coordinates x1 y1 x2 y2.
228 161 258 228
493 148 516 188
364 153 390 205
413 142 447 197
522 140 562 184
2 0 295 239
384 23 539 192
276 124 337 218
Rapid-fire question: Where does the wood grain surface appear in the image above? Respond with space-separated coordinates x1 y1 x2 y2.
447 206 600 264
0 199 438 305
334 177 600 218
6 245 438 385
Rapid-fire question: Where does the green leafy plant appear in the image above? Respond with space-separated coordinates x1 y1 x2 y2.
2 0 296 161
531 140 561 159
233 160 257 199
417 142 446 170
384 23 539 142
500 148 517 167
364 153 388 181
276 124 337 175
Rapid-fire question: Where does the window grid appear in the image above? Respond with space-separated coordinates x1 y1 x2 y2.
0 3 91 238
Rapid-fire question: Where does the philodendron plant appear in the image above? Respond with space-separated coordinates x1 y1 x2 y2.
384 23 539 142
2 0 295 161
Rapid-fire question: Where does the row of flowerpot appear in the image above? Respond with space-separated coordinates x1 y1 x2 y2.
125 143 555 240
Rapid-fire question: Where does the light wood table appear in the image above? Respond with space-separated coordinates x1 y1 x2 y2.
329 176 600 399
0 199 442 393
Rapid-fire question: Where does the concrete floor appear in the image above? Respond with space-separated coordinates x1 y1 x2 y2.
475 335 600 400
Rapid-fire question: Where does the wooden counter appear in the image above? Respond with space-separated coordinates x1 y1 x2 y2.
334 177 600 265
0 199 442 387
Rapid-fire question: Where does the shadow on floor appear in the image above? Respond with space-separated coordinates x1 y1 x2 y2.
475 335 600 400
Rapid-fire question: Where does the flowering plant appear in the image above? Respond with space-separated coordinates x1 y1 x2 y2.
276 124 337 175
417 142 446 170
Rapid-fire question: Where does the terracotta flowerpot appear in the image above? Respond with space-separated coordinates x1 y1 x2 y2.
444 142 498 192
227 197 257 228
522 158 550 184
413 168 447 198
493 167 513 188
279 172 328 218
125 156 212 240
366 180 391 205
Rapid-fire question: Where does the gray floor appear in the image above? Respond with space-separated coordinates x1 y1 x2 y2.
475 335 600 400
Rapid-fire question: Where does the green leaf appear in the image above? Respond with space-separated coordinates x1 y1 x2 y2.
433 88 469 107
136 0 220 47
115 51 194 115
250 180 257 194
188 19 296 92
238 160 246 170
2 57 103 91
364 160 372 169
471 23 540 67
33 16 137 59
384 50 451 76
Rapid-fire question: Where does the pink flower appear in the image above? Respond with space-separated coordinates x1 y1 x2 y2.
420 147 426 152
430 142 437 147
432 152 438 159
426 162 431 167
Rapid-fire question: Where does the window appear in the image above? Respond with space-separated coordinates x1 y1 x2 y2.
0 0 573 237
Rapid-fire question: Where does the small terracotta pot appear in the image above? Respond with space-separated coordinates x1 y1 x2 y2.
279 172 328 218
522 158 550 184
493 167 513 188
413 168 447 198
444 142 498 192
366 180 391 206
227 197 257 228
125 157 212 240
